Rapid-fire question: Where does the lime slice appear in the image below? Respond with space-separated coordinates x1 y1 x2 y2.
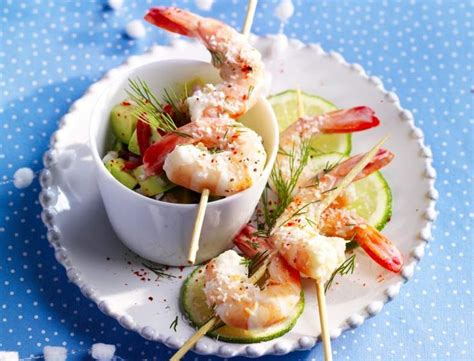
306 153 392 231
268 90 352 155
180 266 304 343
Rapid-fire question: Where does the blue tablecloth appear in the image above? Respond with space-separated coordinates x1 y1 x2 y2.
0 1 472 360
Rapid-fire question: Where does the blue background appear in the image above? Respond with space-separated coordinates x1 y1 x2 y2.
0 0 472 360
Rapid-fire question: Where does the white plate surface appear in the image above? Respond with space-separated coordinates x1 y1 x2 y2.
39 35 437 358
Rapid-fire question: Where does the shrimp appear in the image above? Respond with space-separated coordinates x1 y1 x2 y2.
145 7 265 120
277 106 381 190
203 225 301 330
317 150 403 273
143 7 267 194
143 117 266 196
270 148 403 279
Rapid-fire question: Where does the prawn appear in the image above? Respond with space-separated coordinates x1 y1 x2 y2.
143 7 267 194
270 148 403 280
317 150 403 273
143 117 266 196
145 7 265 120
277 106 381 190
203 225 301 330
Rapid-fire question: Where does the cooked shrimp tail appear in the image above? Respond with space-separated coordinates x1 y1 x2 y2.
354 224 403 273
145 7 198 36
326 148 394 183
321 208 403 273
318 106 381 134
234 224 269 257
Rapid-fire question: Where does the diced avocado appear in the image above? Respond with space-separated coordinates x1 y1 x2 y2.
105 158 138 189
128 129 140 155
133 165 175 196
110 102 138 144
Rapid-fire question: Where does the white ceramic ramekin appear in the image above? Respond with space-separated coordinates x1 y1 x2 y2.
90 59 279 266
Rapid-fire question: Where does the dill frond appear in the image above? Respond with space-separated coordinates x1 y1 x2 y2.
125 78 180 133
248 250 270 277
324 254 356 293
169 315 178 332
259 139 312 235
142 262 176 281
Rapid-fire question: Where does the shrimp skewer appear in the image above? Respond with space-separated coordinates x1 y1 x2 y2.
317 150 402 273
203 225 301 330
145 7 265 120
270 148 402 277
143 7 267 196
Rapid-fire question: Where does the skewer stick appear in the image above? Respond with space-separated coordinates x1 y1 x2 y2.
187 188 210 264
187 0 258 264
242 0 258 37
295 88 333 361
170 316 220 361
170 254 271 361
315 281 332 361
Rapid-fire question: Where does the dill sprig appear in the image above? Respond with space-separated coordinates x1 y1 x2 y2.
324 254 356 293
170 315 178 332
248 250 270 277
276 200 320 229
258 139 312 236
322 157 343 174
125 78 178 133
142 262 176 281
162 87 189 127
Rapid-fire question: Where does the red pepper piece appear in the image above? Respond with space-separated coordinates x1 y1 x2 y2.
136 116 152 155
123 160 141 171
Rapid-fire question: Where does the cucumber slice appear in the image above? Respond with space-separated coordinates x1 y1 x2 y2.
180 266 304 343
307 153 392 231
268 90 351 155
105 158 138 189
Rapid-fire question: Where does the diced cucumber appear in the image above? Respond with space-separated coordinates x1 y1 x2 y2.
110 102 139 144
268 90 351 155
128 129 140 155
180 266 304 343
105 158 138 189
132 165 175 197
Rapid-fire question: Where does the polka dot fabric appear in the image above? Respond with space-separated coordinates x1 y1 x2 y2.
0 0 472 360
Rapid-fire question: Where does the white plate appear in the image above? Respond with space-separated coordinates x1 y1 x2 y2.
39 35 437 358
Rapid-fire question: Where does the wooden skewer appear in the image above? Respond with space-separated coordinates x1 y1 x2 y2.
187 188 210 264
242 0 258 37
187 0 258 264
315 281 332 361
170 316 220 361
295 87 333 361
